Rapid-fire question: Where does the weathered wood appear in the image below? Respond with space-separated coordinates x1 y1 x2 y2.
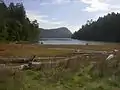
0 56 67 64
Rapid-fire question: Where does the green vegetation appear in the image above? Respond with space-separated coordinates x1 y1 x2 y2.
1 60 120 90
0 1 40 42
72 12 120 42
23 63 120 90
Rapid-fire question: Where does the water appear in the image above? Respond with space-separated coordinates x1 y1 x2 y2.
39 38 106 45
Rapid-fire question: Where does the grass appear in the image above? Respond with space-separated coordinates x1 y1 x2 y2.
0 43 120 90
0 68 23 90
0 54 120 90
0 44 74 57
22 59 120 90
2 60 120 90
0 43 120 57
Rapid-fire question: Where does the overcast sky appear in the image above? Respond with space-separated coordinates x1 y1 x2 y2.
5 0 120 33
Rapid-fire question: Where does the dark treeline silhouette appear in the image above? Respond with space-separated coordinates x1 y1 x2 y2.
72 12 120 42
0 1 40 42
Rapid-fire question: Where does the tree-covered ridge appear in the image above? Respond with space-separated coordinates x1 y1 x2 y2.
0 1 40 42
72 12 120 42
40 27 72 38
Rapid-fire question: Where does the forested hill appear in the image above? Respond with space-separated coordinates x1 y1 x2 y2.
0 1 40 42
40 27 72 38
72 12 120 42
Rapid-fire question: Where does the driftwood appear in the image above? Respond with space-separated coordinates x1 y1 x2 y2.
19 55 81 70
0 56 67 64
0 50 110 70
0 57 32 64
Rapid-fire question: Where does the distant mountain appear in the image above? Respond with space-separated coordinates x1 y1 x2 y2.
39 27 72 38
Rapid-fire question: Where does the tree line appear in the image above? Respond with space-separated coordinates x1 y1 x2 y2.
72 12 120 42
0 1 40 42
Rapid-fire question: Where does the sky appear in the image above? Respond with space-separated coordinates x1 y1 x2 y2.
5 0 120 33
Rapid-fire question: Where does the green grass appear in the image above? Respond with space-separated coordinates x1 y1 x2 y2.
21 62 120 90
1 60 120 90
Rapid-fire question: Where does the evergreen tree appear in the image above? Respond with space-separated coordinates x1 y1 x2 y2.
72 12 120 42
0 1 40 42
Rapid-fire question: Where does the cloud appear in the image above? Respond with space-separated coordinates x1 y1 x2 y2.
80 0 120 22
26 10 78 33
81 0 120 12
81 0 120 13
26 10 64 25
39 0 120 13
66 25 80 33
26 11 48 23
40 0 80 5
4 0 23 4
81 0 109 12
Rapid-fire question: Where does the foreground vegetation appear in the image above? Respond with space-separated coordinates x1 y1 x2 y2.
0 44 120 90
23 61 120 90
0 1 40 42
1 59 120 90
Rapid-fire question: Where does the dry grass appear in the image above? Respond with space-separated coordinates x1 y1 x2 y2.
0 43 120 57
0 43 119 64
0 68 23 90
0 44 74 57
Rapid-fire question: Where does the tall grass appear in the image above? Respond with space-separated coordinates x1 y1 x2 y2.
1 57 120 90
22 59 120 90
0 68 24 90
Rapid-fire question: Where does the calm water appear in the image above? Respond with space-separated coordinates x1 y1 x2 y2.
39 38 106 45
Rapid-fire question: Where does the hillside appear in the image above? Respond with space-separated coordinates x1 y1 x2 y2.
40 27 72 38
72 12 120 42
